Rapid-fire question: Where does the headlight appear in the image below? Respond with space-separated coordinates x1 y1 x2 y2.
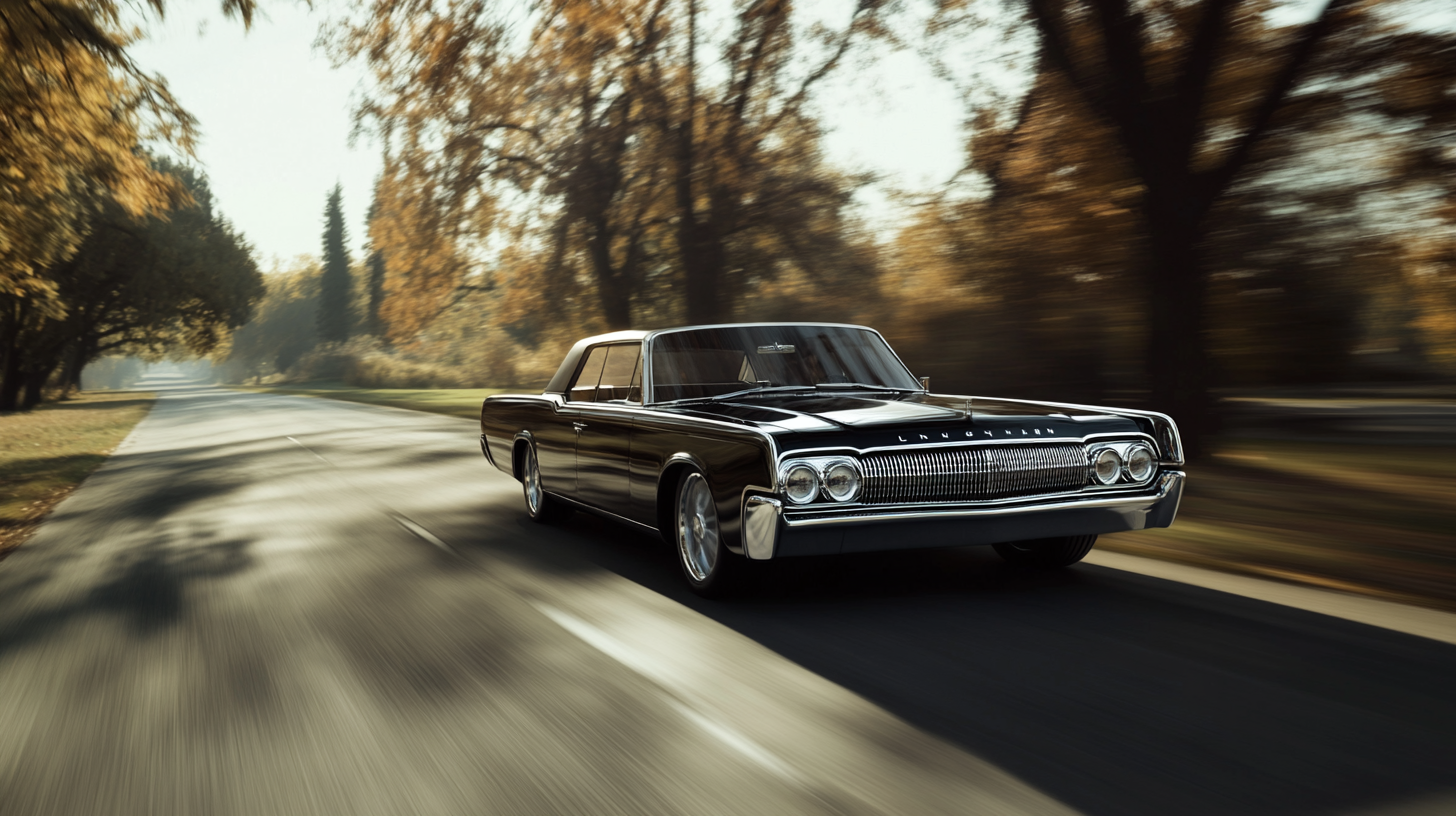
782 463 819 504
1124 444 1155 482
1092 448 1122 485
822 461 861 502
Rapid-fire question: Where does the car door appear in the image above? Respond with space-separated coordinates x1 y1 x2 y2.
538 345 608 499
574 342 640 513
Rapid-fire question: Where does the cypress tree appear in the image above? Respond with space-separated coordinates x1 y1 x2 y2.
317 185 352 343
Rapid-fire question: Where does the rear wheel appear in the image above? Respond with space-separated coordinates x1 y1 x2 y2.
521 443 568 523
675 470 740 597
993 535 1097 568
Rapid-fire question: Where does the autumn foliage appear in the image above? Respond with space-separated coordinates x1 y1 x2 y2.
147 0 1453 456
1 0 264 409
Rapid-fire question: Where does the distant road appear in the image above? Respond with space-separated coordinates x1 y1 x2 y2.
2 378 1454 816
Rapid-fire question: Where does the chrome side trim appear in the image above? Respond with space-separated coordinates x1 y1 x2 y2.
742 496 783 560
549 492 662 535
485 389 783 489
784 472 1183 528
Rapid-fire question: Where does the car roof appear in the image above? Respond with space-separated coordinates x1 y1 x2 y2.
572 322 875 349
544 323 883 395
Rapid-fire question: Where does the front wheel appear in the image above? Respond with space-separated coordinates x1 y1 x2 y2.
993 534 1097 568
675 470 740 597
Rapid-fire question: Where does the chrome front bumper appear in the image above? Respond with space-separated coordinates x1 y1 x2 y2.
741 471 1185 560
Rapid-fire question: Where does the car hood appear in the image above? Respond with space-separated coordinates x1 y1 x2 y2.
653 392 1143 448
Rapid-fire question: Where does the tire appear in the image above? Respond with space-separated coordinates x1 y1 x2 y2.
674 470 741 597
993 534 1097 568
521 442 568 523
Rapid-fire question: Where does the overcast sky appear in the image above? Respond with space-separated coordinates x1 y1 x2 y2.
128 1 966 268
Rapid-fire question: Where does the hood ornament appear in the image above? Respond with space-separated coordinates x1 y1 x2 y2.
963 397 973 420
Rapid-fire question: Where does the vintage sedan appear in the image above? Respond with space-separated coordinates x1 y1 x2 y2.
479 323 1184 595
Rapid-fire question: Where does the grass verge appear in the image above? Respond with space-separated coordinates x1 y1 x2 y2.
1 391 155 561
1102 439 1456 612
230 381 515 419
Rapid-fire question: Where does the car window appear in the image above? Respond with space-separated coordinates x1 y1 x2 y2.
569 346 609 402
649 326 918 401
598 343 642 403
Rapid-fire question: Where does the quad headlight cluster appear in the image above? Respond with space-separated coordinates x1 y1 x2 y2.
1087 441 1157 486
779 458 863 505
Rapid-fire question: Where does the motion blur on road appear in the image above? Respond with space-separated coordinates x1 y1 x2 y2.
1 373 1453 816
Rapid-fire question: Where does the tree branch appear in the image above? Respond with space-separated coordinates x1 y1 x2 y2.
1196 0 1358 207
1170 0 1242 151
1026 0 1111 121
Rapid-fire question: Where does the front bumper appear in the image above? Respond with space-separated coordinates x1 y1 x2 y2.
742 471 1185 560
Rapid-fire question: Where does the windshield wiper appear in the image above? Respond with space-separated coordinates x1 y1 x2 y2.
709 384 816 401
666 384 815 405
813 382 916 392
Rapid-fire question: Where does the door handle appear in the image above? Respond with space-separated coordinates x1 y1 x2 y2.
572 422 587 433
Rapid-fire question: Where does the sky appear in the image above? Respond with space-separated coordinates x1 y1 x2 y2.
129 1 387 267
127 1 966 267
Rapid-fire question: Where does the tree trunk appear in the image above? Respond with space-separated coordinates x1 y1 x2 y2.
20 370 47 410
0 354 21 411
0 298 27 411
680 222 727 324
1142 186 1216 460
20 355 61 410
586 216 633 330
59 338 90 396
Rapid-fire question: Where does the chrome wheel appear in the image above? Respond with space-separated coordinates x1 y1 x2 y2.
677 472 720 583
523 444 543 516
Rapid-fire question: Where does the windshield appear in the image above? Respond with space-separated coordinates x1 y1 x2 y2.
649 326 919 403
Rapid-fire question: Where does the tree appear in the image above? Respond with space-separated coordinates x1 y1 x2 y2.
363 192 387 337
331 0 888 339
0 160 264 410
318 185 353 343
651 0 887 324
1 0 259 408
217 258 322 383
927 0 1456 452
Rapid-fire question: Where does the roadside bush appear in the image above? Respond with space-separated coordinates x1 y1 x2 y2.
343 352 472 389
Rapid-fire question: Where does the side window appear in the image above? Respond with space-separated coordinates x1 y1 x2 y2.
598 343 642 403
569 346 609 402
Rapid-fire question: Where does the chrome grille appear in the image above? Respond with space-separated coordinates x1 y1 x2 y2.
859 443 1088 504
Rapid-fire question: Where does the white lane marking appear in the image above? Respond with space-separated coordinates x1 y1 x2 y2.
665 700 800 783
532 602 802 784
393 515 456 555
285 436 459 558
285 436 328 462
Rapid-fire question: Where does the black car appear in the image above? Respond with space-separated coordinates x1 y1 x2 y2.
480 323 1184 595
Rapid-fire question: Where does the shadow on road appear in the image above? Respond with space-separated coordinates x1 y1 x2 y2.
467 508 1456 816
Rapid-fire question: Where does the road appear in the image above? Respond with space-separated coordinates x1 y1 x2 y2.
2 378 1454 816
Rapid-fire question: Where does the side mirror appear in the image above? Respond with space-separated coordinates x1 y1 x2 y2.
919 376 930 392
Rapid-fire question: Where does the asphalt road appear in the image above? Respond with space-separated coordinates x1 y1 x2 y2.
2 378 1455 816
